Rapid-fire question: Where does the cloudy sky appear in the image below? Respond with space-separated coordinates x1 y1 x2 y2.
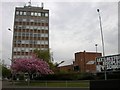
0 0 119 66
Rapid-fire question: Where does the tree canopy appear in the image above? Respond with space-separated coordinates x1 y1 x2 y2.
11 57 54 76
2 65 11 79
34 49 51 63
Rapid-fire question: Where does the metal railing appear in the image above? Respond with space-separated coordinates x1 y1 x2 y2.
8 80 90 88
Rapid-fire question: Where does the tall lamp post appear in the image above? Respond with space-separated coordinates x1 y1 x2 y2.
97 9 107 80
8 28 14 84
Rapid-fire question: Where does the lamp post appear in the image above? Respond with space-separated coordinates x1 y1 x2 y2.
97 9 107 80
95 44 98 75
8 28 14 84
95 44 98 54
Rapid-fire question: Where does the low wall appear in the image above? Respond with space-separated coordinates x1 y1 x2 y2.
90 79 120 90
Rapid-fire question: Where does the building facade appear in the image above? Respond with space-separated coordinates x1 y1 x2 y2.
59 65 73 72
74 51 102 73
12 4 49 60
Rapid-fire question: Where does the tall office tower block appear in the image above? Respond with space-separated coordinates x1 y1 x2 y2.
12 4 49 60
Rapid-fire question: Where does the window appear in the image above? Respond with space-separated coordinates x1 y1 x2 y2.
30 26 34 29
41 41 44 44
13 56 17 59
30 19 34 22
41 19 45 23
23 12 26 15
45 26 48 30
44 34 48 37
14 48 17 51
30 33 33 37
26 26 29 29
16 11 19 15
14 25 17 29
41 34 44 37
31 12 34 16
16 40 21 44
22 26 26 29
26 48 29 52
22 19 26 22
38 13 41 16
21 41 25 44
26 40 30 44
18 25 22 29
14 32 17 36
45 41 48 44
35 12 38 16
34 34 37 37
34 26 38 30
38 26 41 30
27 12 31 15
42 13 44 16
38 34 41 37
21 48 25 52
18 32 21 36
45 13 48 17
20 11 23 15
26 33 29 37
26 19 30 22
15 18 19 22
17 48 21 51
37 41 40 44
41 26 44 30
22 33 25 36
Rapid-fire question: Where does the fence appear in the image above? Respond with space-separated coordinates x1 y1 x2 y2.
10 80 90 88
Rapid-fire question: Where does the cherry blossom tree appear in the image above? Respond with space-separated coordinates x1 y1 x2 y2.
11 56 54 80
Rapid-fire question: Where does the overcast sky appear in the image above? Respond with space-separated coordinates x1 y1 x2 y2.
0 0 119 66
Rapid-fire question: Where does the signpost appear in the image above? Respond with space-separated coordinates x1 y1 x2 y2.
96 54 120 72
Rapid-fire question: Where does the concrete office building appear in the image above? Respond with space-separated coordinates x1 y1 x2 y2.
12 3 49 60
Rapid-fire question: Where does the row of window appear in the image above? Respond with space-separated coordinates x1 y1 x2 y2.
14 32 48 37
15 18 48 23
14 40 48 44
13 47 48 52
14 25 48 30
13 55 32 59
16 11 48 17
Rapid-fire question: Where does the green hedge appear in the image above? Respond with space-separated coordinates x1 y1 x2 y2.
34 73 95 80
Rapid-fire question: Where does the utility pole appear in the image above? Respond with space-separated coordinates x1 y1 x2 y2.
97 9 107 80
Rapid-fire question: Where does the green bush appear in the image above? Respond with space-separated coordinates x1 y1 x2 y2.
34 73 95 80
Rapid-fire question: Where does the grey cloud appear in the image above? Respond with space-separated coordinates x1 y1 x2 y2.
1 1 118 66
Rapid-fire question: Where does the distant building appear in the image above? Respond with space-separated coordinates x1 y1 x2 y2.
59 65 73 72
12 3 49 60
74 51 102 73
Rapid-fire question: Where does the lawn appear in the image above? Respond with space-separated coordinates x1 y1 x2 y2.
14 80 90 88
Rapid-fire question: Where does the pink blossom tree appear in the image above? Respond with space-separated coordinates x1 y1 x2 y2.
11 57 54 80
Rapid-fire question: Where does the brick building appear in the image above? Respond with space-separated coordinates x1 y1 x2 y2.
59 65 73 72
12 3 49 60
74 51 102 73
59 51 102 73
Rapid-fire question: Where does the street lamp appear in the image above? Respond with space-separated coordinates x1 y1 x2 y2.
95 44 98 53
97 9 107 80
8 28 14 84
